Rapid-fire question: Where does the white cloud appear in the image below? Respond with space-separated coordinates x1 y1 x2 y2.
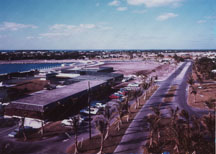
50 24 96 32
132 10 147 14
108 0 120 6
40 23 111 38
96 3 100 7
0 22 37 31
197 20 207 24
127 0 183 7
117 7 128 11
205 16 216 20
40 32 70 38
156 13 178 21
26 36 35 40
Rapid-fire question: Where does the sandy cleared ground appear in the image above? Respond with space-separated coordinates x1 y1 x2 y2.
102 60 178 81
102 61 160 75
188 83 216 110
188 70 216 110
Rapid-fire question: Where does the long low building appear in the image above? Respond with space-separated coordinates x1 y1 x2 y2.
5 80 111 120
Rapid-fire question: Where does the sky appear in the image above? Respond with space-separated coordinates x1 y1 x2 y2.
0 0 215 50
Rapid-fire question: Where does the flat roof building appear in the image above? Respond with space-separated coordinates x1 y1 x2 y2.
5 66 123 121
5 80 110 120
61 67 114 75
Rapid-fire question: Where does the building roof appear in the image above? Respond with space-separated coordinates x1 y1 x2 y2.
61 67 113 74
56 73 80 78
72 75 114 82
8 80 106 112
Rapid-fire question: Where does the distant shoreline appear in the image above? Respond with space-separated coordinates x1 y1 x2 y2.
0 59 81 64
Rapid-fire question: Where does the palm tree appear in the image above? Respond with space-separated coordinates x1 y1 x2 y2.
188 76 195 87
114 103 124 131
143 91 147 101
141 79 148 90
204 98 216 109
19 117 27 141
144 107 215 154
124 97 131 122
179 110 190 130
146 107 161 148
39 121 44 136
169 107 179 127
152 107 161 142
114 98 130 131
179 110 191 152
94 116 108 154
191 87 197 103
104 106 111 140
201 113 215 138
70 115 80 154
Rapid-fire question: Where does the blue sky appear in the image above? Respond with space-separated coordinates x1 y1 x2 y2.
0 0 215 49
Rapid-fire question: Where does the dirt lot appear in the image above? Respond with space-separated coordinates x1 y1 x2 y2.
188 83 216 110
188 71 216 110
102 61 178 81
102 61 161 75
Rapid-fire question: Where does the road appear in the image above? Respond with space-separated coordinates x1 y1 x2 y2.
114 61 210 154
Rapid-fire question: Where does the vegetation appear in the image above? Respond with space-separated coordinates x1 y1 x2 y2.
191 87 197 103
143 107 215 154
114 99 129 131
194 57 216 80
70 115 80 154
173 54 185 62
205 98 216 109
94 115 108 154
104 106 111 140
66 84 159 154
187 76 195 87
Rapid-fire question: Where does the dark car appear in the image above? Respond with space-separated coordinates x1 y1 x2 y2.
8 126 37 138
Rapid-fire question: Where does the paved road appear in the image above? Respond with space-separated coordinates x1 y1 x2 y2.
114 61 210 154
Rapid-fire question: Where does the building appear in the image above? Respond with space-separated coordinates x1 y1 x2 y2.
61 66 114 75
4 66 123 121
5 80 110 121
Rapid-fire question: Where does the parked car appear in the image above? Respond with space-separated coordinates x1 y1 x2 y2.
94 102 106 109
124 87 132 91
118 96 126 102
120 88 129 93
128 83 140 87
90 101 106 109
122 77 130 82
46 84 56 90
61 116 84 126
80 115 92 122
114 92 124 96
117 90 127 96
8 126 36 138
80 107 99 115
109 94 120 99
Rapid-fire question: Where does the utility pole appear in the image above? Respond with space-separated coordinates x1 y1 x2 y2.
88 81 92 139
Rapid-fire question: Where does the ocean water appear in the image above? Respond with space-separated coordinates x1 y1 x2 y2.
0 63 63 74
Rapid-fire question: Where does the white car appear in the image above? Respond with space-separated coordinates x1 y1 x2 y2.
61 117 84 126
80 107 99 115
94 103 105 109
122 78 129 82
128 83 140 87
